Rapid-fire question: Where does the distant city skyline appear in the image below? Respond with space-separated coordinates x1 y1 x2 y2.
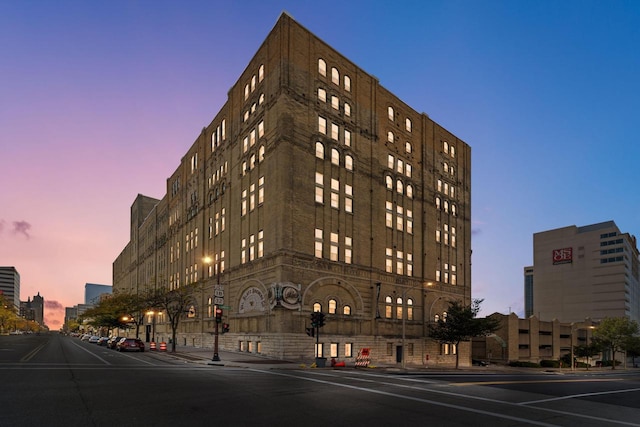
1 1 639 328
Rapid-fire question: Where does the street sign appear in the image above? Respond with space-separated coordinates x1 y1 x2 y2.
217 305 232 309
214 297 224 305
214 289 224 297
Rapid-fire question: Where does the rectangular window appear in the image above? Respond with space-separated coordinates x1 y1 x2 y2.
407 209 413 234
258 176 265 205
407 253 413 277
345 184 353 213
241 238 247 264
318 88 326 102
315 343 324 357
315 172 324 204
330 343 338 358
241 190 247 216
345 343 353 358
258 230 264 258
330 232 339 261
250 129 256 147
387 155 394 169
331 178 339 209
315 229 323 258
386 342 393 356
249 183 256 211
331 96 339 110
344 129 351 146
318 116 327 134
385 248 393 273
331 123 339 141
258 121 264 138
396 250 404 275
396 206 403 231
345 236 352 264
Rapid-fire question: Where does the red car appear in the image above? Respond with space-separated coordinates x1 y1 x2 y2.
116 338 145 352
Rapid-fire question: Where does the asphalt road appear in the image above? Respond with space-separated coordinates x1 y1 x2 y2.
2 333 640 427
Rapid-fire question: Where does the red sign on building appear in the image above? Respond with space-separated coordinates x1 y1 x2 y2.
552 247 573 265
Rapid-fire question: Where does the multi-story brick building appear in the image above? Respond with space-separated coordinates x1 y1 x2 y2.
113 13 472 366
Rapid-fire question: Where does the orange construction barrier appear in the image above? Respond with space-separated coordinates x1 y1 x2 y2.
150 341 157 351
159 342 167 352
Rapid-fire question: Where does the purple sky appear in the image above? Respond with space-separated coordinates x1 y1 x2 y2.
2 1 639 329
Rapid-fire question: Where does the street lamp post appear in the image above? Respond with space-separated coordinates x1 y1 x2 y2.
204 256 222 362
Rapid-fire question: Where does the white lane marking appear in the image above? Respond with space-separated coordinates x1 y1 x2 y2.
249 369 560 427
253 369 640 427
69 340 111 365
521 387 640 405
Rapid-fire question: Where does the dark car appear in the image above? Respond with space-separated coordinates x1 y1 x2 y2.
107 336 124 349
116 338 145 352
97 337 110 346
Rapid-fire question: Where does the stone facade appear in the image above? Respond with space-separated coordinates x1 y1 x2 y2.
472 313 600 365
113 13 472 366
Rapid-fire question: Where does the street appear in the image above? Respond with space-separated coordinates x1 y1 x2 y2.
2 333 640 426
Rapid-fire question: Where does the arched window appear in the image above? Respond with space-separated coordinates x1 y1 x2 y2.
258 93 265 105
405 118 412 132
405 142 412 153
442 311 448 322
315 142 324 159
443 141 449 153
343 305 351 315
344 75 351 92
434 314 440 322
385 175 393 190
407 298 414 320
388 106 394 121
385 296 392 318
387 131 394 143
259 145 265 162
396 297 403 319
331 148 340 165
258 64 264 82
244 84 249 100
328 299 337 314
345 154 354 171
331 67 339 85
318 59 327 76
435 197 441 209
251 75 256 92
396 180 404 194
313 302 322 313
406 184 413 199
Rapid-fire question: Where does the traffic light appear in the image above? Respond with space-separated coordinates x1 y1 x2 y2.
316 312 325 328
222 323 230 334
310 311 326 328
215 307 223 323
305 327 315 337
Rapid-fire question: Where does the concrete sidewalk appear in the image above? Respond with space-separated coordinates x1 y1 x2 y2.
147 344 640 374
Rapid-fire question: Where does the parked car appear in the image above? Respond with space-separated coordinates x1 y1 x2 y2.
107 336 124 349
97 337 110 346
80 334 91 341
116 338 145 352
88 335 100 344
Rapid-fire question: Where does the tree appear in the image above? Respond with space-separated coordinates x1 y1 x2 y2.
79 292 150 337
573 342 602 370
591 317 639 369
428 299 500 368
147 283 199 353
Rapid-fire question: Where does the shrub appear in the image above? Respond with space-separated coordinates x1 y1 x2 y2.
540 360 560 368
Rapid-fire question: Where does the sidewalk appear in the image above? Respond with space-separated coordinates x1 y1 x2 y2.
147 344 640 374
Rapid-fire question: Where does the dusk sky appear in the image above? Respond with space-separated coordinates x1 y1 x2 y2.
2 1 639 329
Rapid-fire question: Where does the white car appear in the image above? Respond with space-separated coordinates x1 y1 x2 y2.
88 335 100 343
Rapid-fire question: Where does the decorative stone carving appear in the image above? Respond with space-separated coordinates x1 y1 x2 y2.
238 287 266 314
268 282 301 309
